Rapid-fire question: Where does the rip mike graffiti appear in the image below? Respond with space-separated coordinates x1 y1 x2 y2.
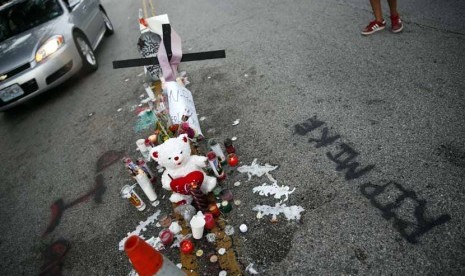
294 115 451 243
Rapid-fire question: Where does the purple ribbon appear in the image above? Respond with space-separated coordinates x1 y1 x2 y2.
157 25 182 82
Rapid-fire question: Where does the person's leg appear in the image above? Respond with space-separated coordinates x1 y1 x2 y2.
370 0 383 22
362 0 386 35
387 0 404 32
387 0 398 17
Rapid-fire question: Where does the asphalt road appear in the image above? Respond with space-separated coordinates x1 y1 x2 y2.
0 0 464 275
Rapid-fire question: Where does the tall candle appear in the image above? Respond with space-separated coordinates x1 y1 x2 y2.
135 170 157 202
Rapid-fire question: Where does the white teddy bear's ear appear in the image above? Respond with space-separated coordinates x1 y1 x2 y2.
150 146 160 162
178 133 189 143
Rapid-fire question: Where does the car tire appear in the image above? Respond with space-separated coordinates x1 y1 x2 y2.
100 9 114 36
73 31 98 73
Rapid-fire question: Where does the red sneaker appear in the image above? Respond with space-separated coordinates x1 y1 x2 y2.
390 14 404 33
361 20 386 35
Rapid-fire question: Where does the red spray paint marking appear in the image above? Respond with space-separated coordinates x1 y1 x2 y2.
42 175 106 237
39 239 70 276
42 150 124 237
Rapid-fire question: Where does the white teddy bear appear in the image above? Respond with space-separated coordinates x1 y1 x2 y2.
150 133 217 204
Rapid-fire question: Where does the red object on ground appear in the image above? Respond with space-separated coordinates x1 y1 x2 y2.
204 213 216 230
180 240 194 254
159 229 174 246
170 171 204 194
124 235 163 276
227 153 239 167
208 203 221 217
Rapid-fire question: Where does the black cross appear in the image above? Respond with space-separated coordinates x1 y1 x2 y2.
112 24 226 69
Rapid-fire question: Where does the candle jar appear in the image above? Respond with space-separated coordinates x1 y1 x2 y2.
224 138 236 154
180 240 194 254
220 200 232 213
208 139 226 165
213 187 223 199
159 229 174 246
159 215 172 228
208 203 221 217
227 153 239 167
204 213 216 230
220 189 233 201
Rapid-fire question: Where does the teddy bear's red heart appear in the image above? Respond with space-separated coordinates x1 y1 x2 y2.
170 171 204 195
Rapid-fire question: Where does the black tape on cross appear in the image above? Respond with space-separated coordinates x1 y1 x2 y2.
112 50 226 69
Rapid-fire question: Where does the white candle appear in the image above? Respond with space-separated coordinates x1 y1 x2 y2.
135 171 157 202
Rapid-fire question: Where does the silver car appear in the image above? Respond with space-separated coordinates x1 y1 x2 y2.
0 0 114 111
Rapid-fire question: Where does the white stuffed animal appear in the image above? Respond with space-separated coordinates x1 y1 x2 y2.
150 133 217 204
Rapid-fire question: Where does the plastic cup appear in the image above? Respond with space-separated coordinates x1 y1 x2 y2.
190 212 206 239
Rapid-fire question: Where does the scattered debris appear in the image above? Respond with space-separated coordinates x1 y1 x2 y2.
239 224 248 233
252 183 296 202
118 210 161 250
134 110 157 132
270 214 278 223
210 255 218 263
244 74 249 78
256 212 263 219
146 236 165 251
246 263 259 274
117 108 123 112
231 136 237 141
253 203 304 221
137 72 144 77
206 233 216 243
151 200 160 207
125 78 130 82
232 119 240 126
200 116 206 121
207 76 211 79
218 248 226 255
234 200 241 206
233 181 241 187
139 94 145 99
224 225 235 236
237 159 278 181
207 128 216 133
196 250 204 257
176 263 182 269
88 112 94 117
219 271 227 276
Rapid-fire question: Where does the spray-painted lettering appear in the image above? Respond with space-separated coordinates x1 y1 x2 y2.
360 181 451 243
293 116 451 243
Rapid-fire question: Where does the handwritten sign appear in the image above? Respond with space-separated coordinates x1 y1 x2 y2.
166 81 203 136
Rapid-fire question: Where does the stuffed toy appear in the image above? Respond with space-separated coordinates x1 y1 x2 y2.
150 133 217 204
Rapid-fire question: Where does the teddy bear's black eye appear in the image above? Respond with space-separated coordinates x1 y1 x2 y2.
180 151 183 154
168 157 171 160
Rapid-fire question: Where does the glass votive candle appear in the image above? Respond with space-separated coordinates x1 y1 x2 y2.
159 229 174 246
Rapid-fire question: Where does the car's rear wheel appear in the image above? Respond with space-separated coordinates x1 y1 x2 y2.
73 32 98 73
100 9 114 36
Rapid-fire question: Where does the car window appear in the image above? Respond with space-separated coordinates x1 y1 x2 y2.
0 0 63 42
